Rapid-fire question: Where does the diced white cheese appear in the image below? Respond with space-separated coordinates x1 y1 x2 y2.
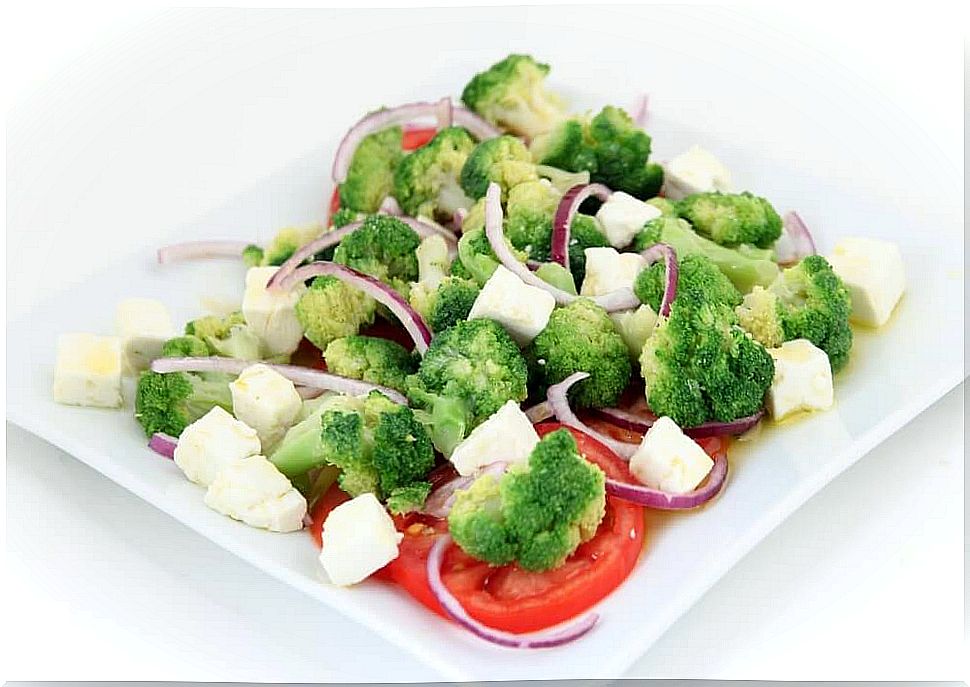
594 191 663 248
115 298 176 372
580 247 646 297
52 333 124 408
468 264 556 346
629 416 714 494
174 406 261 486
319 493 403 586
449 399 539 476
242 266 307 357
826 237 905 327
204 454 307 532
765 339 834 421
663 145 734 200
229 363 302 450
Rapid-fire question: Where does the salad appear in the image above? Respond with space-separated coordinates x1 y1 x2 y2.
51 54 907 648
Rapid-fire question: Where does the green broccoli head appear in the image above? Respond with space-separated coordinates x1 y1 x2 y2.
182 312 262 359
134 370 234 438
330 206 362 229
527 298 631 408
332 213 422 288
242 244 265 267
531 106 664 199
409 275 481 334
160 335 210 358
385 482 433 515
295 275 377 350
407 318 529 454
635 253 742 311
448 428 606 571
262 225 325 266
460 54 567 139
736 255 853 371
676 191 782 249
452 224 528 286
393 126 476 221
184 311 246 340
459 135 538 201
633 216 780 293
323 335 417 393
338 126 404 213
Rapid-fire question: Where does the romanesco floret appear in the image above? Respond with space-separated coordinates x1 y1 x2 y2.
459 135 538 200
338 126 404 213
675 191 782 249
393 126 476 221
323 335 416 393
295 275 377 351
448 428 605 571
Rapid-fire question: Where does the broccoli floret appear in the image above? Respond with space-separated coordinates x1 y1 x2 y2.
460 54 567 139
330 207 362 229
534 262 577 295
323 335 416 393
646 197 677 216
182 312 262 359
184 311 246 340
736 255 853 371
610 305 658 360
535 164 590 194
459 135 537 201
407 318 529 455
633 216 779 293
242 244 264 267
410 275 480 334
635 253 742 311
415 234 452 287
295 275 377 350
386 482 433 515
393 127 476 221
160 335 210 358
332 214 422 289
531 106 663 199
338 126 404 213
527 298 631 408
134 370 234 438
448 428 605 571
676 191 782 249
452 224 527 286
241 225 325 269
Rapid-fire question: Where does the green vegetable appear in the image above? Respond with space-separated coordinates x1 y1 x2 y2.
386 482 433 515
338 126 404 213
330 207 362 229
534 262 577 295
448 428 605 571
409 275 481 334
675 191 782 249
452 224 527 286
634 253 742 311
459 135 537 201
183 312 262 359
332 213 422 290
460 54 567 139
242 244 264 267
134 369 233 438
295 275 377 351
393 126 476 221
736 255 853 371
160 335 210 358
527 298 631 408
323 335 416 393
241 225 324 267
610 305 658 360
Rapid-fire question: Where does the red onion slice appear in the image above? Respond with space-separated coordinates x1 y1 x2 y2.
427 534 598 647
605 449 728 510
592 407 764 439
378 196 403 216
150 357 408 404
157 241 251 265
483 183 640 312
421 461 508 518
545 373 636 460
452 208 467 232
638 243 679 317
631 93 650 128
435 97 453 129
276 262 432 355
590 407 655 434
775 211 817 266
551 183 612 268
451 106 503 140
148 432 177 458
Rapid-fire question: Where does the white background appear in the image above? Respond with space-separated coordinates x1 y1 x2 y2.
4 3 967 682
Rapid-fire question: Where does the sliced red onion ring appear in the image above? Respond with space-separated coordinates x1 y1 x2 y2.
378 196 403 216
452 106 503 140
421 461 508 518
638 243 679 318
591 407 764 439
775 211 817 266
296 386 326 401
148 432 177 458
631 93 650 128
427 534 598 647
333 98 453 184
524 400 553 423
276 262 432 355
551 183 612 267
452 208 467 232
590 407 655 434
435 97 453 129
546 373 636 459
605 449 728 510
150 356 408 404
157 241 251 265
483 183 640 312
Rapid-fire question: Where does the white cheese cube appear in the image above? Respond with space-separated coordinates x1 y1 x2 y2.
580 247 647 297
229 363 302 450
52 333 124 408
174 406 261 486
826 237 905 327
204 454 307 532
630 416 714 494
594 191 662 248
115 298 176 372
766 339 834 421
468 265 556 346
663 145 734 200
449 399 539 476
242 266 307 357
319 493 403 586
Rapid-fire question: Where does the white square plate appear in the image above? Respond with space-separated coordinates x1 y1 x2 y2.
7 13 964 681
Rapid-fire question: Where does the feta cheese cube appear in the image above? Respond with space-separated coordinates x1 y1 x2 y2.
449 399 539 476
594 191 663 248
319 493 403 586
52 333 124 408
242 266 307 357
204 454 307 532
174 406 261 486
468 264 556 345
826 237 905 327
766 339 834 421
629 416 714 494
580 247 646 297
663 145 734 200
115 298 176 372
229 363 302 450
